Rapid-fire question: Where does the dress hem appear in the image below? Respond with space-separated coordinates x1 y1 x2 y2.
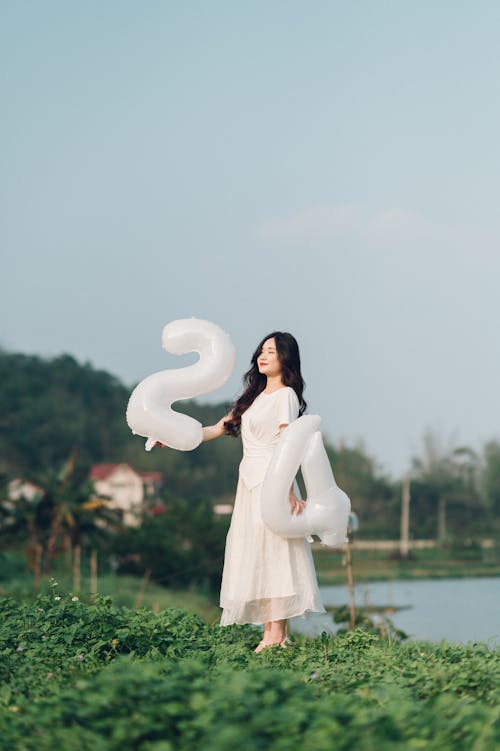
220 604 327 627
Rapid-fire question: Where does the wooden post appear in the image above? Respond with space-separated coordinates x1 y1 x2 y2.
400 475 411 559
133 568 151 609
438 496 446 541
34 543 43 594
345 538 356 629
90 549 98 594
73 544 81 593
64 535 72 571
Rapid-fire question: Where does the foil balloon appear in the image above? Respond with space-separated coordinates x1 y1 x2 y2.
261 415 351 547
126 318 235 451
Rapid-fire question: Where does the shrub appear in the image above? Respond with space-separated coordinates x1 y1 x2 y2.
0 594 498 751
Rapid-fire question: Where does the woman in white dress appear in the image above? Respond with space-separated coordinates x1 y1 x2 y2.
202 331 325 652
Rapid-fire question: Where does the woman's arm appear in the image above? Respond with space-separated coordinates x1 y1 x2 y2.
202 414 231 443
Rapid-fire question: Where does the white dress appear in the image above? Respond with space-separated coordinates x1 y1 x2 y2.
220 386 325 625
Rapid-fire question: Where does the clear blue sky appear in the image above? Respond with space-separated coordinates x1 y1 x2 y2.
2 1 499 477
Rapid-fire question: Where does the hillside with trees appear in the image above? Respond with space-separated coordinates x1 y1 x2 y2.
1 348 498 544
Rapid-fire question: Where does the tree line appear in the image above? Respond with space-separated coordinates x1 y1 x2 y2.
0 348 498 555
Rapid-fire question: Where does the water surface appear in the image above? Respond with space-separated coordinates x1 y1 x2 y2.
290 577 500 645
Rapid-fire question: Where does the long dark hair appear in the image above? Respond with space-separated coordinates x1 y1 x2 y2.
224 331 306 437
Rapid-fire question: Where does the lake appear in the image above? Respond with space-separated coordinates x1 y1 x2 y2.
289 577 500 645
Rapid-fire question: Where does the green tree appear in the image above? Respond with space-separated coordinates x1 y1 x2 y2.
326 442 398 538
0 455 121 590
0 350 241 503
482 440 500 530
112 493 230 593
411 429 484 540
0 351 131 475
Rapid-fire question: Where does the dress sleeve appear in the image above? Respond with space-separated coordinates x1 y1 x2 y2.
276 388 300 427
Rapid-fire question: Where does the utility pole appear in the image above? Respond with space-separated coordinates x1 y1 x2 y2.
400 474 411 559
345 538 356 629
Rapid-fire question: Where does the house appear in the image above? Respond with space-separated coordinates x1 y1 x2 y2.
4 479 44 519
7 478 43 502
89 464 162 527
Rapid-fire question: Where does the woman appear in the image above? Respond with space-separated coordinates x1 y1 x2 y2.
202 331 325 652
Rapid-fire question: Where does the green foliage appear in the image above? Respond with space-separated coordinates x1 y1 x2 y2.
0 352 131 475
0 594 499 750
0 563 219 621
483 441 500 524
332 604 408 642
111 495 230 592
1 348 499 541
0 350 241 504
327 444 399 537
0 456 121 587
410 431 488 539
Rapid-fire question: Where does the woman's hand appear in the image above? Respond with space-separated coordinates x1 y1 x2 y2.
289 492 306 516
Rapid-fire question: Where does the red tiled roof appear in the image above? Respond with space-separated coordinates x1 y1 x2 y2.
89 465 162 484
89 464 131 480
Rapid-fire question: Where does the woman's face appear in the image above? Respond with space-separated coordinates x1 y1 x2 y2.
257 338 282 377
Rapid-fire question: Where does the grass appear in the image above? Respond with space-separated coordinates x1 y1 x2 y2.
0 551 219 622
2 543 500 625
1 593 499 750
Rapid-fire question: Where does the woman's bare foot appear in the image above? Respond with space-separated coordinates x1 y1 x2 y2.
253 619 287 652
253 639 282 654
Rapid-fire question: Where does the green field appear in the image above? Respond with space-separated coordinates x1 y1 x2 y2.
1 547 499 749
0 592 499 751
0 569 219 623
2 545 500 622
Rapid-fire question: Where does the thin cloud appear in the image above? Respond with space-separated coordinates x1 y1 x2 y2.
256 204 428 246
256 204 363 244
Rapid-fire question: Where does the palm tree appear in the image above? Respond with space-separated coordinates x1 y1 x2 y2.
0 455 122 592
0 478 51 591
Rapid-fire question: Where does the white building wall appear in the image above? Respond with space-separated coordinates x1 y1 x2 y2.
93 465 144 527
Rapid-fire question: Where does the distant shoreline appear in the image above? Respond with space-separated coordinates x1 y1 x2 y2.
312 541 500 586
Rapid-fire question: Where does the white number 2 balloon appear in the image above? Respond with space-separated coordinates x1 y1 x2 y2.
126 318 236 451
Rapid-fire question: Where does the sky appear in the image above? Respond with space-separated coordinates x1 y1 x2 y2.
1 1 500 478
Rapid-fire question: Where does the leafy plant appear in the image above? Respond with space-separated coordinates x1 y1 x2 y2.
0 593 498 751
